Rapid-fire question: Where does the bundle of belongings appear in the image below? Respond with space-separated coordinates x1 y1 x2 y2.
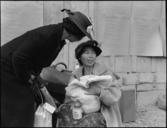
66 75 112 115
56 75 122 127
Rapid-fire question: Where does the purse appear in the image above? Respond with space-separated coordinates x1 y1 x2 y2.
41 62 72 86
41 62 72 103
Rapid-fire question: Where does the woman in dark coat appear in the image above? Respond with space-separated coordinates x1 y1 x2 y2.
1 9 93 127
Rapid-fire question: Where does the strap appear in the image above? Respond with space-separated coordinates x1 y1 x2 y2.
53 62 68 70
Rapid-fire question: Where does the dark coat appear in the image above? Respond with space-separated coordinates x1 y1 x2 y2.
1 23 66 127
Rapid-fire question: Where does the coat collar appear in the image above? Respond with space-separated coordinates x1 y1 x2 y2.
73 62 108 79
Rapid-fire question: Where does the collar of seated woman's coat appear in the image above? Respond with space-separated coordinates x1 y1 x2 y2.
73 62 109 78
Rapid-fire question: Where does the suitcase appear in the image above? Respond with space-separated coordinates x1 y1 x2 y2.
119 87 136 123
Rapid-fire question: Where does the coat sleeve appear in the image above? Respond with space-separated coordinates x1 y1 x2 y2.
99 86 121 107
98 65 122 107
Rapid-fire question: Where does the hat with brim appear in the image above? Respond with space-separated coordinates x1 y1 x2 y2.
67 11 93 40
75 40 102 59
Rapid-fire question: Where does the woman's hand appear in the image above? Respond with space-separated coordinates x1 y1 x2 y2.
84 85 101 96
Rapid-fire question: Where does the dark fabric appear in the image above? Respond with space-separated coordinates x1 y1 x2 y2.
56 103 106 127
63 17 85 39
1 23 66 127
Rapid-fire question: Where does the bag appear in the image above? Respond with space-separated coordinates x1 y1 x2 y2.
40 62 72 103
30 75 58 127
41 62 72 86
33 86 57 127
56 103 106 127
34 104 52 127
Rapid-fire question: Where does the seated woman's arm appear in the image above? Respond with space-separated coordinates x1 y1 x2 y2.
99 68 122 107
99 86 121 107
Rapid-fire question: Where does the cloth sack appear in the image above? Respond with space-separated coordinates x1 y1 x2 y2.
30 78 57 127
33 87 57 127
34 104 52 127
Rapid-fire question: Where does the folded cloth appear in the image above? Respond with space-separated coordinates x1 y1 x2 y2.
68 75 112 88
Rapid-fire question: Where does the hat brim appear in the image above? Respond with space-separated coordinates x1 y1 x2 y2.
82 45 102 56
91 46 102 56
69 16 92 40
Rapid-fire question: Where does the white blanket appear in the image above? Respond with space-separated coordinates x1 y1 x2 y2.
65 75 112 114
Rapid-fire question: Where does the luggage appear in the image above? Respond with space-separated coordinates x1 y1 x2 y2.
41 62 72 103
119 87 136 123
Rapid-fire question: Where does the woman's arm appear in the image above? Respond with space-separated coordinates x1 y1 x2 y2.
99 86 121 107
99 67 122 107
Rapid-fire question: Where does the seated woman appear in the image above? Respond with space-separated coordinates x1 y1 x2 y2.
56 40 123 127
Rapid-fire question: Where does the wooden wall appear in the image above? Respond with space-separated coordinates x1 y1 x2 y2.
1 1 166 89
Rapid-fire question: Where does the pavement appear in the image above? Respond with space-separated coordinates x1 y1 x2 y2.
123 102 166 127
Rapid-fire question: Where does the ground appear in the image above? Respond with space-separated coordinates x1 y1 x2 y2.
123 103 166 127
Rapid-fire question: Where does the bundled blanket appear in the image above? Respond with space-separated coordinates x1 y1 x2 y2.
65 75 123 126
64 63 123 127
66 75 112 115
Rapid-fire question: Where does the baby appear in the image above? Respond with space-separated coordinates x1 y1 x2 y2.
65 75 112 119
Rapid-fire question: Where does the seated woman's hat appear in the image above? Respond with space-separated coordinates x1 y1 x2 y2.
61 9 93 40
75 40 102 60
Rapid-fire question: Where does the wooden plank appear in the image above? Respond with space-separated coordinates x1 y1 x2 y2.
138 73 154 83
155 72 166 83
131 56 137 72
151 57 166 72
94 1 131 56
114 72 139 85
131 19 163 56
124 73 139 85
133 1 162 20
136 57 152 72
115 56 132 72
130 1 163 56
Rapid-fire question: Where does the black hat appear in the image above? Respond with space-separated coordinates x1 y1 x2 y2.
75 40 102 61
61 9 93 40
